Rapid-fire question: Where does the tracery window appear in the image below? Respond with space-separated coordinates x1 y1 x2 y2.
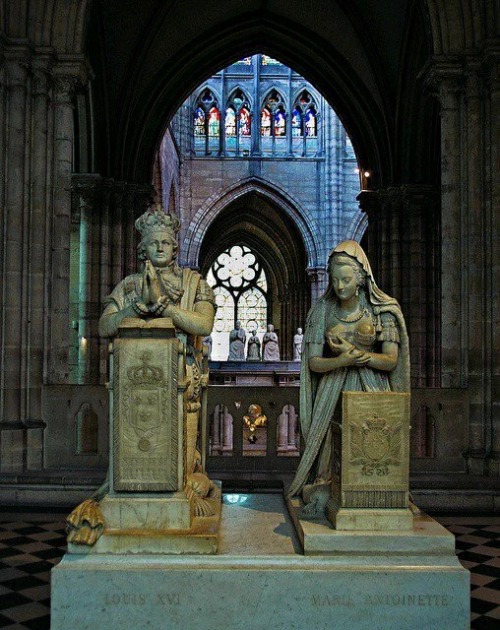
291 90 318 156
261 90 287 155
206 245 268 360
191 67 323 159
193 89 220 155
226 89 251 156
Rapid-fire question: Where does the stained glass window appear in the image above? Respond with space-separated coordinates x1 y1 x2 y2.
194 107 205 136
206 245 269 360
292 90 318 155
225 107 236 136
274 107 286 136
262 55 281 65
305 107 317 137
239 107 251 136
193 89 219 155
261 90 286 141
261 108 271 136
208 107 220 136
291 107 302 137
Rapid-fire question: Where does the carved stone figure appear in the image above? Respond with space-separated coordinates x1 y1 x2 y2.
246 330 261 361
262 324 280 361
243 403 267 443
228 321 246 360
293 327 303 361
287 240 410 513
67 207 217 545
203 334 213 360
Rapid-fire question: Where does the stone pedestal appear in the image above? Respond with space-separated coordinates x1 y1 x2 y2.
52 493 470 630
67 318 221 554
328 391 412 531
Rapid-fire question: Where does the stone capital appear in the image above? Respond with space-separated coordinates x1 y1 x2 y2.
31 58 54 96
71 174 103 208
4 56 30 89
306 266 327 282
481 45 500 93
356 190 382 217
52 58 92 103
419 56 464 106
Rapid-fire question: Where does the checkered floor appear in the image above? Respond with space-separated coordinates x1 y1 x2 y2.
0 511 498 629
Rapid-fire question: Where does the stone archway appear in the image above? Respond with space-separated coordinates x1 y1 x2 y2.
196 187 311 360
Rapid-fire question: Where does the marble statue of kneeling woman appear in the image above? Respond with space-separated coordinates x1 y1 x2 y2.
287 240 410 515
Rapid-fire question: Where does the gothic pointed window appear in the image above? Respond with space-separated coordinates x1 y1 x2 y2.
193 88 220 155
292 90 318 156
261 89 287 155
225 89 251 155
206 245 268 360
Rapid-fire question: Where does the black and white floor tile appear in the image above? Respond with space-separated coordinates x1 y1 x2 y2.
0 510 497 629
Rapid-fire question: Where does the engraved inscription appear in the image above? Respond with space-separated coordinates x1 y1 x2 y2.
311 594 354 607
365 594 449 607
104 592 181 606
311 593 451 608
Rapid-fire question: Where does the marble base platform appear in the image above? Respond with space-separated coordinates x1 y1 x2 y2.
67 493 221 555
52 494 469 630
287 497 453 555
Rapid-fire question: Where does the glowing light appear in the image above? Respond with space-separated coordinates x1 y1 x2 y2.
364 171 370 178
225 494 249 504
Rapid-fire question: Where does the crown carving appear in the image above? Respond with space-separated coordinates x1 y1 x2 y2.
127 352 164 385
135 205 180 239
364 414 386 430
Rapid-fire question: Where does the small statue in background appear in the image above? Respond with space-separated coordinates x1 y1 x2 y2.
246 330 261 361
263 324 280 361
203 334 213 360
293 327 303 361
243 404 267 444
228 321 246 360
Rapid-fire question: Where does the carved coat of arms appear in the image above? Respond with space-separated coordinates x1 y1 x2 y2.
349 414 401 476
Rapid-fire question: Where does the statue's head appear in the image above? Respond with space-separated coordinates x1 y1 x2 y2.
268 324 274 332
297 328 303 335
135 207 180 268
329 251 366 301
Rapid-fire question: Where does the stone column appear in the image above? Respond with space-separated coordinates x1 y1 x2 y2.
211 406 222 455
0 56 29 472
222 409 233 452
27 61 53 468
306 266 327 304
423 55 498 475
425 63 465 390
277 409 288 453
287 404 297 450
48 65 86 383
483 50 500 475
71 175 102 384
